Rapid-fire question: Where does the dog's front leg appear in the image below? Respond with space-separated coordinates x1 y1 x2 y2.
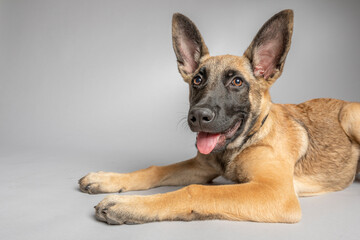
79 155 219 194
95 178 301 224
95 147 302 224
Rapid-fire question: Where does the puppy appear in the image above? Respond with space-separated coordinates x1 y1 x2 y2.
79 9 360 224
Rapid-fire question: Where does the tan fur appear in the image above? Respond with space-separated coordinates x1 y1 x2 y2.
79 10 360 225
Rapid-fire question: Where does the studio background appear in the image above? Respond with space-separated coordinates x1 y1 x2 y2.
0 0 359 239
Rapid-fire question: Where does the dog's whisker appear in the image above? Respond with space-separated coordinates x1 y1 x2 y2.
176 115 192 132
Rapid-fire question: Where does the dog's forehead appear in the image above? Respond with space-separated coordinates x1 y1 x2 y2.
201 55 253 81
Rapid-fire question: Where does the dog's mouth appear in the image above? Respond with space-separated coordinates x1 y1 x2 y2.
196 120 242 155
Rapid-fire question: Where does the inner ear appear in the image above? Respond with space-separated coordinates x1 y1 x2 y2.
244 10 293 82
253 31 285 79
172 13 209 78
177 35 201 74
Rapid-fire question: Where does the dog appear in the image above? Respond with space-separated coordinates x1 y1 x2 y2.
79 9 360 224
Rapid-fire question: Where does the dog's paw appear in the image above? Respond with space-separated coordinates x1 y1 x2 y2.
95 195 154 225
79 172 128 194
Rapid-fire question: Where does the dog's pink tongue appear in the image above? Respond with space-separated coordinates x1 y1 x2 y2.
196 132 221 155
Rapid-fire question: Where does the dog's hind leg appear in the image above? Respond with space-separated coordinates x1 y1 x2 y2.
79 156 219 194
340 102 360 144
339 102 360 174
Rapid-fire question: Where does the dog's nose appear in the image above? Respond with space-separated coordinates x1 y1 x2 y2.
189 108 215 128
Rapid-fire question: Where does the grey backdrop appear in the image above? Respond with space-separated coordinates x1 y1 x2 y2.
0 0 359 240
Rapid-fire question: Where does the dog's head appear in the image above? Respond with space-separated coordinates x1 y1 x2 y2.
172 10 294 154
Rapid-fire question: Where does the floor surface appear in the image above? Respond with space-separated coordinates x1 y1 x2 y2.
1 148 359 240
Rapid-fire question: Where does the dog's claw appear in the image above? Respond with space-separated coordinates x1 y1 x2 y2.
78 177 84 184
101 208 108 215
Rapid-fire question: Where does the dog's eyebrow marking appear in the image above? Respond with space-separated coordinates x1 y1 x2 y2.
198 67 207 77
226 70 235 77
223 69 245 85
224 69 243 78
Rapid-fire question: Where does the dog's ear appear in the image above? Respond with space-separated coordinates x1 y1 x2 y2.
244 10 294 84
172 13 209 79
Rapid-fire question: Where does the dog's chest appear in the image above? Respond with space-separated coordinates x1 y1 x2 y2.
211 151 250 183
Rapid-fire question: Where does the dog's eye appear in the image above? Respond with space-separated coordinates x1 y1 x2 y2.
192 76 202 86
231 77 243 87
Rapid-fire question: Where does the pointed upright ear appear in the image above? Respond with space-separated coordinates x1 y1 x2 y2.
172 13 209 79
244 10 294 83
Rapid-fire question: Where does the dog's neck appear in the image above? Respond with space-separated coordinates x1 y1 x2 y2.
210 110 271 173
243 113 269 143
